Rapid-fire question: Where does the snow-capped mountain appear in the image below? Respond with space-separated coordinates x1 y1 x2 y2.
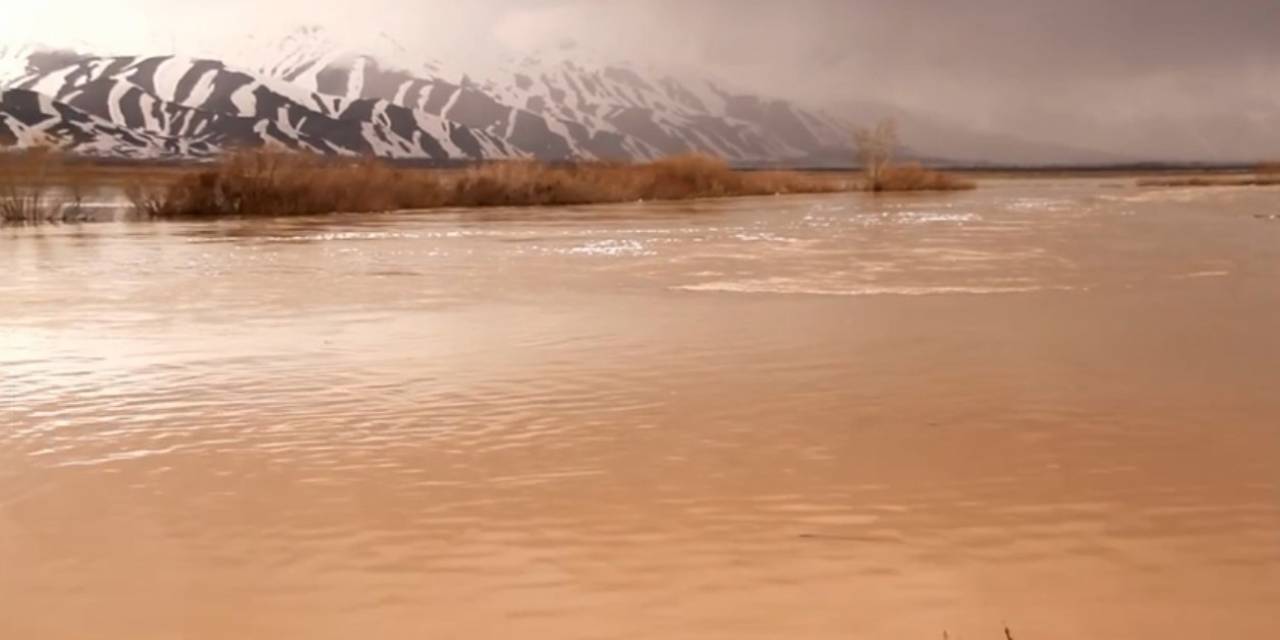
3 53 512 160
258 30 855 164
470 46 854 161
0 29 857 163
0 88 205 157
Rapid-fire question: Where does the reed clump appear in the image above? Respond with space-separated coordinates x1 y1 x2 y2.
128 152 450 218
865 162 976 192
130 151 848 218
448 155 842 207
0 148 97 223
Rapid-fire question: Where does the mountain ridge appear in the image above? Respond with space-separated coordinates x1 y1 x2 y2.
0 28 866 164
0 29 1126 166
3 53 515 160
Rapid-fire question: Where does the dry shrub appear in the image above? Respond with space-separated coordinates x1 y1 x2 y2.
431 154 842 209
0 150 49 222
0 148 98 223
866 163 976 192
449 161 606 207
643 154 741 199
1256 162 1280 175
745 169 848 195
849 117 973 193
133 152 452 218
1138 174 1280 188
133 151 849 218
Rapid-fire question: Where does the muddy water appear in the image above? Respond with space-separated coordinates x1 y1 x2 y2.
2 180 1279 640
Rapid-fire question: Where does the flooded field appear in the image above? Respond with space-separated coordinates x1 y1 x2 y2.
2 179 1279 639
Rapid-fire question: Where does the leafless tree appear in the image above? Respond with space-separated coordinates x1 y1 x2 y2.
854 118 898 190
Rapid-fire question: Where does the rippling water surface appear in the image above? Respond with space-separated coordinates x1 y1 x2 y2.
2 179 1279 639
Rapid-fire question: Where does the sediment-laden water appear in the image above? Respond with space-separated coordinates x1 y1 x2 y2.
2 180 1278 639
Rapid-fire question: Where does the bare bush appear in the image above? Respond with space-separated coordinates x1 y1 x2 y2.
0 148 54 222
874 163 977 192
0 148 101 223
854 118 898 188
130 151 848 218
851 119 973 192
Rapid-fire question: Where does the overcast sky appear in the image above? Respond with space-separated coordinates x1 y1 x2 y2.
5 0 1278 161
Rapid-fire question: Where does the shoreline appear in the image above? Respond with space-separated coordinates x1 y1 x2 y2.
1 151 973 223
0 189 852 226
4 161 1279 227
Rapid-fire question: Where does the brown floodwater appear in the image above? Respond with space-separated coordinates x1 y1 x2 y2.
2 180 1279 639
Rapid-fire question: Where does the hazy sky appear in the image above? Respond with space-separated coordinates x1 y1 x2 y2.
5 0 1279 161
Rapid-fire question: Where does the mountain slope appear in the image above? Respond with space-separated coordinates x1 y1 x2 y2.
0 88 205 157
3 36 861 164
6 33 1126 166
7 55 514 160
470 47 854 161
255 30 856 164
271 51 642 161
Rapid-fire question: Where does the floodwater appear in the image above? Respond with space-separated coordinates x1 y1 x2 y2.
2 180 1278 640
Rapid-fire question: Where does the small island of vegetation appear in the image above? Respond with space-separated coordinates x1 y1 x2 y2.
1137 162 1280 188
1 121 975 222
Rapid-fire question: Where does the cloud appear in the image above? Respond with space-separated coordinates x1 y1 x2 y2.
491 0 1280 160
6 0 1279 160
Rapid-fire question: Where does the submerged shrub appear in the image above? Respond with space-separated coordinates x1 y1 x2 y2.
133 152 451 218
850 117 974 193
131 151 850 218
867 163 976 192
0 147 97 223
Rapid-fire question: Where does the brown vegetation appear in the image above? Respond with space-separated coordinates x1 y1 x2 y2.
1137 174 1280 188
853 118 974 192
1136 161 1280 187
0 148 98 223
866 163 976 192
4 144 978 223
854 118 898 187
128 151 849 218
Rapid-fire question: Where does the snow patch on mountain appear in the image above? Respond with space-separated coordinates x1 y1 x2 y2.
8 54 514 160
2 29 858 164
0 88 206 157
251 27 856 164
